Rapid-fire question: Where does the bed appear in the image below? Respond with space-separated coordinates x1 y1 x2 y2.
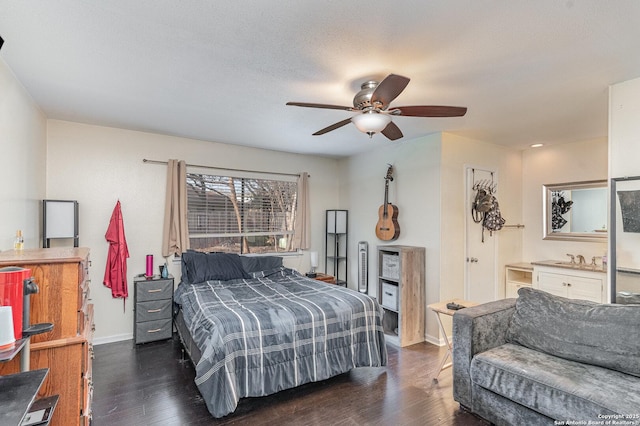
173 251 387 418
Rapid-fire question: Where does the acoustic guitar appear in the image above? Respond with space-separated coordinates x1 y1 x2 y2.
375 165 400 241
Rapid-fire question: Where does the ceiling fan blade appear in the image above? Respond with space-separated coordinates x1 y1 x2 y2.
371 74 410 108
389 105 468 117
312 118 353 136
381 121 403 141
287 102 354 111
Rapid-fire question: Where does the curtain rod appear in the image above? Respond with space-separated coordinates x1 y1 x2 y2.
142 159 307 178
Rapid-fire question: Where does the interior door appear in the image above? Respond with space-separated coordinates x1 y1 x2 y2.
465 167 498 303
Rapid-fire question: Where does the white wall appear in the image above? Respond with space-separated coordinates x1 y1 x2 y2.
339 134 442 341
46 120 340 343
521 138 608 263
340 133 523 343
440 134 523 298
439 133 522 341
609 76 640 293
339 133 442 296
610 76 640 178
0 59 47 250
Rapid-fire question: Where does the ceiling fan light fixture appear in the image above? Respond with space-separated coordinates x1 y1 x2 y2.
351 112 391 137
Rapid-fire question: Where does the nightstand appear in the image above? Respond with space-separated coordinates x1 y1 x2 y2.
313 273 337 284
133 275 174 344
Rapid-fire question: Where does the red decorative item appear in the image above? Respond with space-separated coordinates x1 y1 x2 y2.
0 266 31 340
104 200 130 307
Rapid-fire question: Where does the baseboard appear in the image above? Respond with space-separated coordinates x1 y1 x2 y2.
93 333 133 346
425 333 449 347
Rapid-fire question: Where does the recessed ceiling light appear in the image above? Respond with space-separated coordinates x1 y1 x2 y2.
530 143 544 148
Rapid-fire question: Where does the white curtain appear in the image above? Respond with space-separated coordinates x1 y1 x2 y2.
162 159 190 257
292 172 310 250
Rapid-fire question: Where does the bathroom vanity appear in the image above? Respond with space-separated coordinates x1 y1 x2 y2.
531 260 606 303
505 263 533 298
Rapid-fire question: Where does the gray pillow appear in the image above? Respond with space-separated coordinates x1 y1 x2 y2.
506 287 640 377
240 255 283 273
181 251 250 284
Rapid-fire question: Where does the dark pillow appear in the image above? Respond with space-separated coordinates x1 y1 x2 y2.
240 255 283 273
181 251 250 283
506 287 640 377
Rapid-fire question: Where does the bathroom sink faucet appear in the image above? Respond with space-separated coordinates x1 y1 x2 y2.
576 255 586 265
566 254 576 264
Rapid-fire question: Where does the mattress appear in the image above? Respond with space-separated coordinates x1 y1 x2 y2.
173 267 387 418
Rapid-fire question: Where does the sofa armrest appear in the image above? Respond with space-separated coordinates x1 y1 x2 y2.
452 298 516 409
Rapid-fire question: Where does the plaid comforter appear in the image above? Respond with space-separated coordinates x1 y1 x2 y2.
174 268 387 418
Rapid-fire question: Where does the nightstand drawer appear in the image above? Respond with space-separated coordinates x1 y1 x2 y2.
135 278 173 302
136 299 172 322
135 318 172 343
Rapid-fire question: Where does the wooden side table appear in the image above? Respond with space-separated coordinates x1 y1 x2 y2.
428 299 478 384
311 273 336 284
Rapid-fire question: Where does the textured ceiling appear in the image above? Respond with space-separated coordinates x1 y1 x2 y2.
2 1 640 157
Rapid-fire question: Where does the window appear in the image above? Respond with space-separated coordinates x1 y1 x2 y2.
186 172 298 254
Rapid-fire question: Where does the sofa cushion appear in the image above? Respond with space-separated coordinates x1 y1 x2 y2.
506 287 640 377
471 343 640 421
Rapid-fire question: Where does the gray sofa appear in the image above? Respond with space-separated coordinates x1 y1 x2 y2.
452 287 640 425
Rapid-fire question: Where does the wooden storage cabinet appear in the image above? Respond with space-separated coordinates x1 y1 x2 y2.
0 247 93 426
505 263 533 298
533 265 605 303
377 245 425 347
134 276 174 344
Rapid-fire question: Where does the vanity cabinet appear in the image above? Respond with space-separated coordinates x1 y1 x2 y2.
533 265 605 303
505 263 533 298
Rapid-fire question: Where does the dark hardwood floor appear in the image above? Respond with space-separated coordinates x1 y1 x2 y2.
92 334 488 425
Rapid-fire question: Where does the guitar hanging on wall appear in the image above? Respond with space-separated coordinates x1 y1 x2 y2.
375 165 400 241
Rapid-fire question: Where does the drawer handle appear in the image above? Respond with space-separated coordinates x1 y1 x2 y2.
147 308 162 313
147 328 163 333
147 289 163 293
384 291 393 296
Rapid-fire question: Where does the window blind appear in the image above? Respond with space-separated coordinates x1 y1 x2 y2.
186 173 298 254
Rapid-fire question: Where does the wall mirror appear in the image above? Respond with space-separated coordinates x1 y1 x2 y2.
542 180 607 242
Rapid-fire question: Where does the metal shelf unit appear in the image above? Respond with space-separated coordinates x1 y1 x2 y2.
325 210 348 287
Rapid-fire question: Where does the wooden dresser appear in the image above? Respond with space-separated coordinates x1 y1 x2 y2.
0 247 94 426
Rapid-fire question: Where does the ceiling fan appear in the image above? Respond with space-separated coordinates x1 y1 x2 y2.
286 74 467 141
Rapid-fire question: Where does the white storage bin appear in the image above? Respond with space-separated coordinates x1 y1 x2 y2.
382 254 400 279
381 282 399 311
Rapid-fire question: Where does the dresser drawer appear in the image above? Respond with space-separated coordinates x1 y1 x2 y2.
136 299 172 322
135 278 173 302
135 318 172 343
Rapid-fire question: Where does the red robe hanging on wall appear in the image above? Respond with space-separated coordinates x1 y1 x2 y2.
104 200 130 304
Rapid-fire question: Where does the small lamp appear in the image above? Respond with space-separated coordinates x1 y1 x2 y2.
307 251 319 278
